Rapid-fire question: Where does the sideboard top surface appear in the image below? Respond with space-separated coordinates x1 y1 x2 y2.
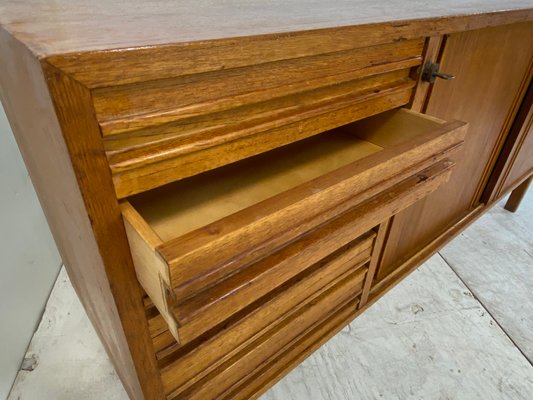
0 0 532 56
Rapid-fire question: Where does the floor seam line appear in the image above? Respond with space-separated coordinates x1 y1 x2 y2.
437 250 533 368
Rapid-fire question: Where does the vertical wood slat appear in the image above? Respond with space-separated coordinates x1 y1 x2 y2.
359 218 392 307
409 35 445 112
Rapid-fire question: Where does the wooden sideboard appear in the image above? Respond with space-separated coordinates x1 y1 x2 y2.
0 2 532 399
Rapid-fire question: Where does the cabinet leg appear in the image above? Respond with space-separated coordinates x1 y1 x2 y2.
504 176 532 212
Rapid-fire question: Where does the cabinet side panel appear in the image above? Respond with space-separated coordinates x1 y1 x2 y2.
0 29 164 399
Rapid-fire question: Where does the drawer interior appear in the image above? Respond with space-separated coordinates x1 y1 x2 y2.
129 109 446 241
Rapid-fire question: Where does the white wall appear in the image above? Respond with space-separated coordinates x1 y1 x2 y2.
0 102 61 399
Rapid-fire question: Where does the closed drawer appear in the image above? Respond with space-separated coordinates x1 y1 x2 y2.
166 266 366 400
122 108 467 344
95 39 425 198
152 234 372 396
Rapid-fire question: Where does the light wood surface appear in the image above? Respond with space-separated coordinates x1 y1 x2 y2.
123 108 464 346
130 135 381 240
0 0 532 56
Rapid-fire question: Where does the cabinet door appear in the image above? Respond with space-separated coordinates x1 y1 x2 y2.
376 21 533 280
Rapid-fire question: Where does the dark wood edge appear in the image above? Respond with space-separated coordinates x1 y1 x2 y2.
44 9 533 88
504 175 533 212
482 78 533 203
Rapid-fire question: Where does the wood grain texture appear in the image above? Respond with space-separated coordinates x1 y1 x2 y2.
1 5 532 399
40 63 166 399
109 80 415 198
143 158 456 395
169 269 367 400
123 113 464 345
94 41 423 129
159 246 372 395
40 8 532 89
409 35 445 111
0 1 531 59
377 21 533 280
97 37 424 198
121 203 180 343
0 28 164 399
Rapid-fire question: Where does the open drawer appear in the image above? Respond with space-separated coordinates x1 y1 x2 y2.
121 108 467 344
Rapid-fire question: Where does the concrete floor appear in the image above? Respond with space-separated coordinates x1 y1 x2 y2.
7 192 533 400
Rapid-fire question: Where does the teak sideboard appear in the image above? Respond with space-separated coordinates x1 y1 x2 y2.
1 2 532 399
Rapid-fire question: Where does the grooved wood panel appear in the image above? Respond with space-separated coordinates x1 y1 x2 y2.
99 39 423 198
377 21 533 280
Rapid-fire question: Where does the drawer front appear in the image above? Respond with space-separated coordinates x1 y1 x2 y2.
150 236 372 395
172 229 374 344
94 39 424 198
122 109 467 345
171 270 364 399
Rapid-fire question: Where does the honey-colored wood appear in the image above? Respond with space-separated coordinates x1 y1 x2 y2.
157 239 372 394
121 203 180 342
128 135 382 240
1 4 532 399
33 9 533 88
94 41 423 131
109 77 416 198
0 29 164 400
136 110 465 297
377 21 533 281
139 157 456 350
371 204 485 302
169 268 367 400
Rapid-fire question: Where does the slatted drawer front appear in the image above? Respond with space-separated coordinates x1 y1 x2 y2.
146 239 370 399
94 39 425 198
